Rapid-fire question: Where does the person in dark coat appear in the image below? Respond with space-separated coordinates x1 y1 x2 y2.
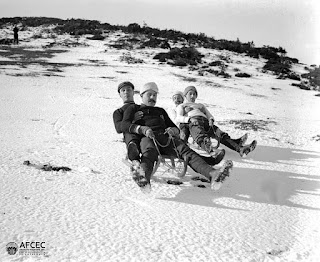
121 82 233 190
113 81 141 162
13 26 19 44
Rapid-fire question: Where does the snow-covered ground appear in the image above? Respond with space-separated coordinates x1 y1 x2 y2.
1 28 320 262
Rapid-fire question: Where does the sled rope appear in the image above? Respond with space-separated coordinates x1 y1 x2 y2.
152 135 180 160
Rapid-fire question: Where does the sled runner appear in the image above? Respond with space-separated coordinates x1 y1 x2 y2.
122 153 188 179
151 153 189 178
151 136 189 178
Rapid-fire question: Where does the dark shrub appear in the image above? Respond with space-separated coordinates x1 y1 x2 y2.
127 23 141 33
291 83 311 90
205 69 219 75
263 58 291 75
87 34 105 40
209 60 224 66
0 38 13 45
174 59 188 67
153 52 168 61
287 72 300 81
235 72 251 78
54 19 102 35
218 71 231 78
301 66 320 87
141 37 170 49
153 47 203 66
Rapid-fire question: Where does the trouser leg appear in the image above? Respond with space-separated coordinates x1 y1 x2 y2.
220 134 241 152
209 125 241 152
159 135 213 179
140 137 158 183
124 134 141 162
179 123 190 143
189 122 208 149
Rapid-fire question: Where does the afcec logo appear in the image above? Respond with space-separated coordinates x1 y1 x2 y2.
6 241 47 256
6 242 18 255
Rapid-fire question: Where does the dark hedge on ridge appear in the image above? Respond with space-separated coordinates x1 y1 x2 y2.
0 16 296 63
2 16 319 86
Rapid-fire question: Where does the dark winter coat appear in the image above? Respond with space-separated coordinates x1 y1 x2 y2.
121 103 214 181
113 102 141 145
121 104 177 134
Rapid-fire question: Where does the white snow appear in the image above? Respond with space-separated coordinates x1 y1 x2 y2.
1 28 320 262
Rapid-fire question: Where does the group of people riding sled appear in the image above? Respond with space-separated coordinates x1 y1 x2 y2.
113 81 257 193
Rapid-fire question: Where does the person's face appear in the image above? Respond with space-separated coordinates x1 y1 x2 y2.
119 86 134 103
141 90 157 106
172 95 184 106
185 90 197 103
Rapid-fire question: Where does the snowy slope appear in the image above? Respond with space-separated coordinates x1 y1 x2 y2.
0 27 320 262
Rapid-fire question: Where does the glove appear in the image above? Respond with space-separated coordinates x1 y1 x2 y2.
133 111 143 123
165 127 179 137
139 126 155 139
209 118 215 126
145 129 155 139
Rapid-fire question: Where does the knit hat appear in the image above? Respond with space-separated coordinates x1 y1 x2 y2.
183 86 197 96
140 82 159 95
117 81 134 93
172 90 184 99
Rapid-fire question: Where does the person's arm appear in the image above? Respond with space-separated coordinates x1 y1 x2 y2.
121 105 154 137
112 109 123 134
121 104 138 133
162 109 180 136
175 104 190 124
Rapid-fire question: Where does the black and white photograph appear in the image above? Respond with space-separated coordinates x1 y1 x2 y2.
0 0 320 261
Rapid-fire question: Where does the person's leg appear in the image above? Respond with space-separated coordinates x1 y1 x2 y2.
190 120 224 156
212 125 241 152
188 120 209 151
163 136 215 180
14 34 18 44
173 137 233 185
201 150 225 165
214 126 257 157
124 134 141 162
139 137 158 183
233 133 248 146
212 125 248 147
238 140 257 157
157 134 233 189
179 123 190 143
156 134 225 166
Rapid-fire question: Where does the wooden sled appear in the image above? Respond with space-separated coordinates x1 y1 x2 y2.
122 154 188 178
122 136 189 179
152 154 188 178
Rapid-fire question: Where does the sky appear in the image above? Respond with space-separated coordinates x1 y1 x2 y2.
1 0 319 65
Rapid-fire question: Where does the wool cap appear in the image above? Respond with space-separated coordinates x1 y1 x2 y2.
118 81 134 93
140 82 159 95
183 86 198 96
172 90 184 99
